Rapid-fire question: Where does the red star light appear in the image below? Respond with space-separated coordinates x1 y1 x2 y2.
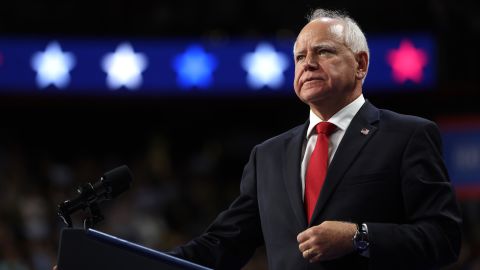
387 39 428 84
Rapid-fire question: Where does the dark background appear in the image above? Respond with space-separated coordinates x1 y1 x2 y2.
0 1 479 269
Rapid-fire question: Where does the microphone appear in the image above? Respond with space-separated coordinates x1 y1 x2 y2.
58 165 133 227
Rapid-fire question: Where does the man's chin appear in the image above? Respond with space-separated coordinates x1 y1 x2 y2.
300 87 329 102
302 79 326 89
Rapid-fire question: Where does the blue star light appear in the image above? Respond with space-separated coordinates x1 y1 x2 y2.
242 43 289 90
101 43 148 90
31 41 76 89
172 45 217 89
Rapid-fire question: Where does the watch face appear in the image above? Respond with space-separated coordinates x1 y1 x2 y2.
354 230 369 251
357 240 369 250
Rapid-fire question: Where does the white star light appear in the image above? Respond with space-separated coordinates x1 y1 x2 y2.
31 42 76 89
242 43 289 89
101 43 148 90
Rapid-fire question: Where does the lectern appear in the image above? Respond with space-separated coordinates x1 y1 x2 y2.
57 228 212 270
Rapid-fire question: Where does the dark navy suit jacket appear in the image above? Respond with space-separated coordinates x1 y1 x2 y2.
171 101 462 270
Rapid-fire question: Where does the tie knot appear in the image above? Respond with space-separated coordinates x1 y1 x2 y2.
316 122 337 136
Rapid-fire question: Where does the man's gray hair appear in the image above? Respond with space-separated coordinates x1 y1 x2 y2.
308 8 370 77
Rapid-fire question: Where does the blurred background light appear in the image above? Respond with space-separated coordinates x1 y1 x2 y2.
0 34 436 95
31 41 76 89
101 42 148 90
241 42 289 90
172 45 217 89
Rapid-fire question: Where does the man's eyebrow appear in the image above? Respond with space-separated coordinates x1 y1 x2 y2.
293 49 305 55
311 43 336 50
294 43 336 55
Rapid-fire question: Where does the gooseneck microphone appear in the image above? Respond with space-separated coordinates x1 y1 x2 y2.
58 165 133 228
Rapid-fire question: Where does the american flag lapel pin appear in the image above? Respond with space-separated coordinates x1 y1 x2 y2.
360 128 370 135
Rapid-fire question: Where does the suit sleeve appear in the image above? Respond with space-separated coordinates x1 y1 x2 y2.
168 146 264 270
367 121 462 269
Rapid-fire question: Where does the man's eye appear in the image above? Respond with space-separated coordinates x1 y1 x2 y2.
296 55 305 62
318 49 334 55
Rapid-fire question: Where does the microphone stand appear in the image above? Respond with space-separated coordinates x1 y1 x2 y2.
58 200 105 229
82 202 104 229
57 165 132 229
58 182 106 229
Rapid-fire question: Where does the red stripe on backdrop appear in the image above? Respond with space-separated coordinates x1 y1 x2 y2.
455 185 480 200
437 116 480 132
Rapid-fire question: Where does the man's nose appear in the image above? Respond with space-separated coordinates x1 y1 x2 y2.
303 54 319 70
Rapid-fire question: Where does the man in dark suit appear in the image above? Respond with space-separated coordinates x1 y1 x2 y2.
170 8 462 270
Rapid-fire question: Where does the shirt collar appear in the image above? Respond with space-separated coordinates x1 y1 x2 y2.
306 94 366 139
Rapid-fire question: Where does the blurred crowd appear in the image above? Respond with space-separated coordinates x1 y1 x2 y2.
0 116 271 270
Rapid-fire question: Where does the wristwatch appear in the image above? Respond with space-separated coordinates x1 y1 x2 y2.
353 223 370 252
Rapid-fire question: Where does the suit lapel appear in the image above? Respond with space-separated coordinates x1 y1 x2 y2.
283 122 309 229
310 101 380 224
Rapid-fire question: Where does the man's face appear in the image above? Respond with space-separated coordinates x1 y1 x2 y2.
293 19 360 106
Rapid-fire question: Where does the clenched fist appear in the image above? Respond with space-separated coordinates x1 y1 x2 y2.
297 221 357 263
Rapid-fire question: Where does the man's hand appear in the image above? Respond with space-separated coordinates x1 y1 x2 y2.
297 221 357 263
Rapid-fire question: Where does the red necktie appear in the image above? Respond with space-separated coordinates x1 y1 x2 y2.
304 122 337 223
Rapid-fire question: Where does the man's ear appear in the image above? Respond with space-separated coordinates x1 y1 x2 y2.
355 51 368 80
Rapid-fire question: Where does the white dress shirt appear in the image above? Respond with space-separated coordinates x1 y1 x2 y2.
300 95 366 197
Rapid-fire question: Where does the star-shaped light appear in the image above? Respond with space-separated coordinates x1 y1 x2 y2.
172 45 217 89
387 39 428 84
31 42 76 89
242 43 289 89
101 43 148 90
